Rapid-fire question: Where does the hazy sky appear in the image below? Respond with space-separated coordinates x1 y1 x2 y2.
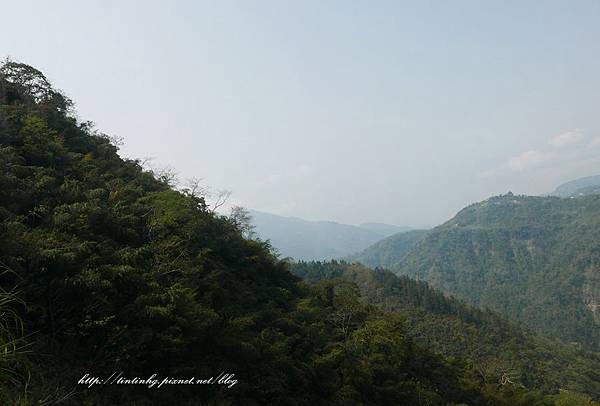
2 1 600 227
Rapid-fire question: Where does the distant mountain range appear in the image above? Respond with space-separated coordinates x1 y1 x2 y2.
338 175 600 354
348 192 600 351
251 175 600 262
550 174 600 197
357 222 412 236
252 174 600 351
249 210 411 260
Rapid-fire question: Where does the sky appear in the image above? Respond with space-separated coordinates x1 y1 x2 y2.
2 1 600 227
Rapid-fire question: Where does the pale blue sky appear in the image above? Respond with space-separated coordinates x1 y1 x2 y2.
2 1 600 226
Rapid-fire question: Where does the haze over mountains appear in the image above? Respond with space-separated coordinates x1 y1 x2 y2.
346 186 600 352
249 209 412 260
289 179 600 401
250 173 600 350
251 175 600 263
250 173 600 357
550 174 600 198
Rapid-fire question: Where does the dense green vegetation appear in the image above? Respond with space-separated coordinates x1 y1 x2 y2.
347 229 429 268
291 261 600 402
390 193 600 351
1 61 581 405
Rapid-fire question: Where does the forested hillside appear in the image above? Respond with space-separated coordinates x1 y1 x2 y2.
392 193 600 351
347 229 428 268
0 61 575 405
291 261 600 402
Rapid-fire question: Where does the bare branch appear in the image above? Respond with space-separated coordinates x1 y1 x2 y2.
182 177 209 199
152 166 179 187
210 189 231 213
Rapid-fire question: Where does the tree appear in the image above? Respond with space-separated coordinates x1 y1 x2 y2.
229 206 254 237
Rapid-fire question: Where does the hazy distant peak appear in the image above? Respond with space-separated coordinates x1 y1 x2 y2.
550 174 600 198
248 210 412 261
358 222 412 236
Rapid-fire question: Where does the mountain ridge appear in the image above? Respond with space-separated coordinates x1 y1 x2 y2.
391 193 600 350
249 209 412 260
550 174 600 197
290 261 600 400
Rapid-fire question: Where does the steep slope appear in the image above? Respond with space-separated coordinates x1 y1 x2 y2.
393 193 600 351
346 229 429 268
249 209 406 260
0 61 313 405
291 261 600 400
